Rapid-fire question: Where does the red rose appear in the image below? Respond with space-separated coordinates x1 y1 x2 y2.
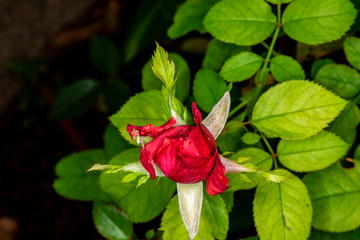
127 102 229 195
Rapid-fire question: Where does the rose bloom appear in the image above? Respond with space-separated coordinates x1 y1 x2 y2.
127 102 229 195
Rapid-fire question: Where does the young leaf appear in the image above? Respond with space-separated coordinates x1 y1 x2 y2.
90 36 121 76
282 0 357 45
193 68 227 113
270 55 305 82
344 36 360 71
311 59 335 79
303 162 360 232
204 0 276 46
92 201 132 240
254 170 312 240
241 132 261 145
109 91 165 145
54 149 109 201
151 43 176 89
227 148 272 192
252 80 347 140
315 64 360 98
142 53 190 102
50 79 100 120
161 193 228 240
167 0 218 39
202 39 251 71
99 148 176 223
327 102 360 144
277 131 349 172
104 125 132 160
220 52 263 82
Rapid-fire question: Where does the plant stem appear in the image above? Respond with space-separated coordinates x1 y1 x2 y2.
261 133 278 169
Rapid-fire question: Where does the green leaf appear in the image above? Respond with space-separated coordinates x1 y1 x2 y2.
309 228 360 240
90 36 121 76
220 52 263 82
270 55 305 82
227 148 272 191
142 53 190 102
344 36 360 71
355 144 360 161
93 201 132 240
202 39 251 71
204 0 276 46
315 64 360 98
254 170 312 240
193 68 227 113
109 91 165 145
252 80 347 140
104 125 132 160
303 162 360 232
161 193 228 240
104 81 131 113
239 237 259 240
220 192 234 212
217 129 245 153
282 0 357 45
311 59 335 79
241 132 261 145
327 102 360 144
167 0 218 39
277 131 349 172
99 148 176 223
151 43 176 90
54 149 109 201
50 79 101 120
266 0 293 4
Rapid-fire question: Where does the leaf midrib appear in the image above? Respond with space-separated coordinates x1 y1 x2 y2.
278 145 347 156
284 11 354 25
312 190 360 201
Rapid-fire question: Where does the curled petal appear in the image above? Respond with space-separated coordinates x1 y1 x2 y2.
206 155 229 196
127 117 176 140
203 92 230 140
177 182 203 240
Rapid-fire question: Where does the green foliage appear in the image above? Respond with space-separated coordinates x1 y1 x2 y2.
50 79 101 120
109 91 165 144
254 170 312 240
344 36 360 71
92 201 132 240
104 125 132 160
54 149 109 201
227 148 272 191
193 68 227 113
315 64 360 98
204 0 276 46
220 52 264 82
252 80 347 139
168 0 218 39
90 36 121 76
282 0 357 45
99 148 176 223
303 162 360 232
327 102 360 144
277 131 349 172
241 132 261 145
311 59 335 79
161 193 228 240
270 55 305 82
266 0 293 3
309 228 360 240
202 39 251 71
151 43 176 90
142 53 190 102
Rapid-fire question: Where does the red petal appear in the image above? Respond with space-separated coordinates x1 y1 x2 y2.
139 125 192 178
192 102 202 125
206 155 229 196
127 117 176 140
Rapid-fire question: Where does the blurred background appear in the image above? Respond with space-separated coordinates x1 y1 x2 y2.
0 0 197 239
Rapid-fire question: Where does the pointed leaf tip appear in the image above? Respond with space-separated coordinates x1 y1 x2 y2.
203 92 230 139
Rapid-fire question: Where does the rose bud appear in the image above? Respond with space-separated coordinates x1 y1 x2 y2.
127 102 229 195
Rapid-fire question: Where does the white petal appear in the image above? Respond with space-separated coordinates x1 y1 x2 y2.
121 162 165 176
220 155 252 173
177 182 203 240
203 92 230 139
